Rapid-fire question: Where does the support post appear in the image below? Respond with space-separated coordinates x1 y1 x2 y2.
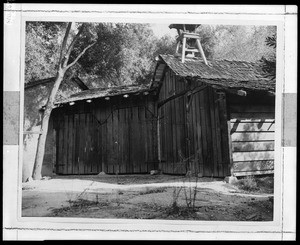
227 120 234 176
182 37 186 63
196 39 208 65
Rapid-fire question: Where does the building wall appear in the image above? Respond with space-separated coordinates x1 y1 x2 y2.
53 94 158 175
158 68 231 177
227 93 275 176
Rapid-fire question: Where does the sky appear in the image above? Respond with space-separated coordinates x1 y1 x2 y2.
150 23 178 38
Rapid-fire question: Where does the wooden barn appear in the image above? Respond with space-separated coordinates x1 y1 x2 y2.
51 84 159 175
152 54 275 177
30 55 275 178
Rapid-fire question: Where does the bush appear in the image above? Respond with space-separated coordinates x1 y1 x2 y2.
236 176 259 192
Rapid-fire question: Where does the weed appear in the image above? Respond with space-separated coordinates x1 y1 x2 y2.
235 176 259 192
170 151 201 213
139 187 167 195
51 198 109 216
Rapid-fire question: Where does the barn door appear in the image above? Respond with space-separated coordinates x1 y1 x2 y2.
56 112 101 175
158 96 187 174
186 87 230 177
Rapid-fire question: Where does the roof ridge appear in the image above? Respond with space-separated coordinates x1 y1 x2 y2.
159 54 256 64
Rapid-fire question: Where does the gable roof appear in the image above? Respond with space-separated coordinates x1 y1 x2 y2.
55 84 153 105
153 54 275 92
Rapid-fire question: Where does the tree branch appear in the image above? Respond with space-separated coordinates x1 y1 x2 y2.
63 24 85 68
58 22 72 69
65 41 96 70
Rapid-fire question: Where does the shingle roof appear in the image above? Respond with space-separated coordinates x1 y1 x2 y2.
156 54 275 92
55 84 152 104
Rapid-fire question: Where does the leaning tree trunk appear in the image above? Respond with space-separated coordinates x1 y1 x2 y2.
32 71 64 180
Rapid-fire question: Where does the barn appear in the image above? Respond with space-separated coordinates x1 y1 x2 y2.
51 84 159 175
152 54 275 177
25 54 275 179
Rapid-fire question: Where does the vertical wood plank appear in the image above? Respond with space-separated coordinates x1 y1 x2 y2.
174 97 180 174
132 106 140 173
74 114 79 174
199 89 209 176
101 106 107 173
125 107 131 173
86 113 90 173
160 105 166 172
204 88 213 177
166 100 172 173
62 115 68 174
191 94 198 174
219 92 230 177
78 113 84 174
180 95 187 172
194 92 204 176
209 88 218 177
67 114 73 174
92 115 98 173
118 108 124 174
213 90 224 177
172 96 178 173
112 109 119 173
107 105 113 174
56 117 62 174
91 114 97 173
145 100 150 171
139 106 147 173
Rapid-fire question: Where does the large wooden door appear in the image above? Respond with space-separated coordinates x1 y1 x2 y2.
186 87 230 177
55 103 158 175
158 87 230 177
56 112 101 175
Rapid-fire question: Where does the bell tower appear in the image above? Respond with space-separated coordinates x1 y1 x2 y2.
169 24 208 64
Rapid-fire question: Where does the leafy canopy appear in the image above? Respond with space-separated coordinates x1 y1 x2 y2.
25 22 276 86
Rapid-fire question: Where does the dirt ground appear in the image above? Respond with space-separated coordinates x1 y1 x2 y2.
22 174 274 221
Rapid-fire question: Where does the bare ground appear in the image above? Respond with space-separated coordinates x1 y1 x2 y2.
22 174 273 221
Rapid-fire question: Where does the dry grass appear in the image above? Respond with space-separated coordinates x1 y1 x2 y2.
234 175 274 193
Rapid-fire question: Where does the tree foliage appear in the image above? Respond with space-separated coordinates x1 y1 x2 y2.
259 33 276 80
75 23 160 86
25 22 277 88
25 22 66 83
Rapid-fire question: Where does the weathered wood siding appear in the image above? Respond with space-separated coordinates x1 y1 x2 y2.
158 69 230 177
229 104 275 176
53 95 158 175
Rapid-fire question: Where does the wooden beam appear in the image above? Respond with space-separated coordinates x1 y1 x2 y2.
72 77 89 90
181 37 186 63
186 84 208 96
158 88 189 108
196 39 208 65
23 131 42 134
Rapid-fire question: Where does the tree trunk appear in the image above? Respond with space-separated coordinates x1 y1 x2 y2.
31 108 51 180
32 72 64 180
